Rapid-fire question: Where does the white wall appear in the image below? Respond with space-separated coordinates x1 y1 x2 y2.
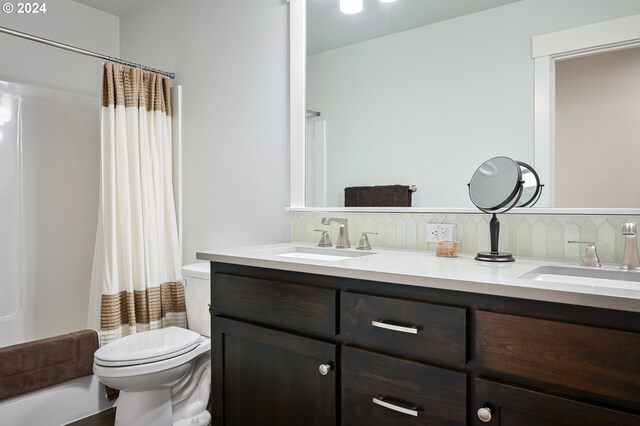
0 0 119 95
120 0 291 264
0 1 118 344
307 0 640 207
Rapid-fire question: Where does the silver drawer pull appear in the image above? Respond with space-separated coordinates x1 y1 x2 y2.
371 320 418 334
372 395 419 417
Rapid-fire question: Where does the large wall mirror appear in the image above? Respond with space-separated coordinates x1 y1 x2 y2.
289 0 640 210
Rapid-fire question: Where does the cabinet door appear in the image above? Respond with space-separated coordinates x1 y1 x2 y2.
213 317 336 426
342 346 467 425
475 378 640 426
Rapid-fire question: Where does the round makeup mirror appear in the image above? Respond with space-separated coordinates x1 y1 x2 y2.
468 156 543 262
516 161 543 208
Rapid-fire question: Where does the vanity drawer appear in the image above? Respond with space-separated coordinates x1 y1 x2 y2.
340 292 466 367
342 346 467 425
476 310 640 407
211 273 336 336
475 378 640 426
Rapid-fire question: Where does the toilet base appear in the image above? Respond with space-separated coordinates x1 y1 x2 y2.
171 352 212 425
174 411 211 426
115 388 173 426
94 337 212 426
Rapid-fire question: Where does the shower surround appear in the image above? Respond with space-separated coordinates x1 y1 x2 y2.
0 79 111 424
0 81 99 349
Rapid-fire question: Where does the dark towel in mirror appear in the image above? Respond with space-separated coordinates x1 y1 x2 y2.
345 185 415 207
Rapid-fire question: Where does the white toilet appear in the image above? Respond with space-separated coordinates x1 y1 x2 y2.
93 262 212 426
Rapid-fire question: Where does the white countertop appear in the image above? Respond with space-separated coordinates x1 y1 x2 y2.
196 243 640 313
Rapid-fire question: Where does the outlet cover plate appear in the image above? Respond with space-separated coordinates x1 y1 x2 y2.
426 224 439 242
426 224 456 242
437 224 456 241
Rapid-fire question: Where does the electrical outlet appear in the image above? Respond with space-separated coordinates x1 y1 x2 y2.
426 224 456 242
426 224 439 242
437 224 456 241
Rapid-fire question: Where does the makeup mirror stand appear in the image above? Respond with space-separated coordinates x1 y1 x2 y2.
468 157 543 263
475 212 515 262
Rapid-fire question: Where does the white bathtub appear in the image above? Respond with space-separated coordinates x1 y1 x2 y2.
0 375 115 425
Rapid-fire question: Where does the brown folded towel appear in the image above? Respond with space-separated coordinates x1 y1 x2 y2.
0 330 98 401
344 185 415 207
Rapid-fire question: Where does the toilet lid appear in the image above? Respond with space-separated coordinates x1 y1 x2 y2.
94 327 202 366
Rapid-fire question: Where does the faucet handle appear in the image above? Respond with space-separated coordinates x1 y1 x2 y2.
622 222 637 236
356 232 377 250
567 241 601 267
314 229 332 247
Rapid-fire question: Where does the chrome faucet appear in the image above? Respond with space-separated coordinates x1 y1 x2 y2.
620 222 639 271
321 217 351 248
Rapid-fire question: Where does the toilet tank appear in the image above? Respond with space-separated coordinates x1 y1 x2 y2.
181 263 211 337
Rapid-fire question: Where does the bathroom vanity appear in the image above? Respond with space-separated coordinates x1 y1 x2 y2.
197 244 640 425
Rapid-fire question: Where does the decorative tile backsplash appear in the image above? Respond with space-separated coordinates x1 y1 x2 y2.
291 211 640 265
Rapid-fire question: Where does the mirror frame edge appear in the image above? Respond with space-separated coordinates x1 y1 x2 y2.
290 4 640 215
290 0 306 208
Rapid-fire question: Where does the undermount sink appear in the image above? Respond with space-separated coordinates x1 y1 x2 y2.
274 246 376 262
520 265 640 289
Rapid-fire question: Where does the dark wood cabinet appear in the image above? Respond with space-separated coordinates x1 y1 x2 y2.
474 310 640 424
475 378 640 426
213 317 336 426
210 262 640 425
476 310 640 407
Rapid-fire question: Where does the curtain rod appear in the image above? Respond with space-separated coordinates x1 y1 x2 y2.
0 25 176 79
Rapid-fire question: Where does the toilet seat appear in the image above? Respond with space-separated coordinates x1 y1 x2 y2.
94 327 202 367
93 337 211 379
95 342 201 367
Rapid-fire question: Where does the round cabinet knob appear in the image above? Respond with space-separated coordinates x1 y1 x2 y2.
318 363 332 376
477 407 492 423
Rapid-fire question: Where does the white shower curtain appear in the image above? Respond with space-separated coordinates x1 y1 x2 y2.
89 63 186 345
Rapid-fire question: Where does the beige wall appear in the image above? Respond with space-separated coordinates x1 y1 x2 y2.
555 46 640 207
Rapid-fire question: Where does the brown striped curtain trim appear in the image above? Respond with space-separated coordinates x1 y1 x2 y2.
100 282 186 331
102 62 172 116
